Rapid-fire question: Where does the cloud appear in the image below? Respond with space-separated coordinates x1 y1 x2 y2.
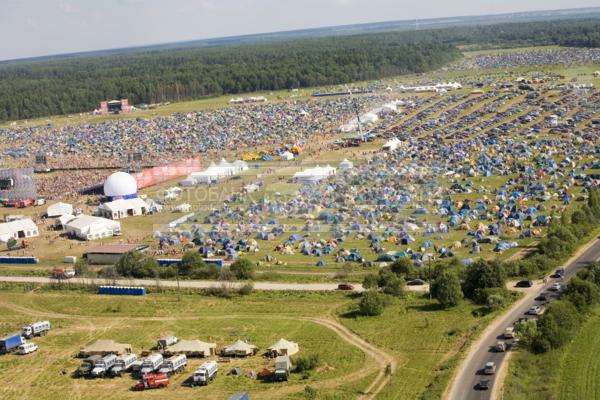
58 0 76 13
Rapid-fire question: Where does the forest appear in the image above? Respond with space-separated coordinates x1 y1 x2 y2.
0 17 599 122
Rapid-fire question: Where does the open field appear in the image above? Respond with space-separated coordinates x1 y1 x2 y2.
0 286 499 400
503 306 600 400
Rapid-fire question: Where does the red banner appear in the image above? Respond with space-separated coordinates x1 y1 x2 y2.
132 157 202 189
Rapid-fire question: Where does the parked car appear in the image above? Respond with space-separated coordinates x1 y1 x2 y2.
526 305 544 315
516 280 534 288
407 279 425 286
484 361 496 375
17 342 38 355
337 283 354 291
550 282 563 292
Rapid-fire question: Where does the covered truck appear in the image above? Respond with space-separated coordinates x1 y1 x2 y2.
22 321 51 339
140 354 163 375
91 354 118 378
158 354 187 375
273 355 293 381
192 360 218 386
111 353 138 377
0 333 25 354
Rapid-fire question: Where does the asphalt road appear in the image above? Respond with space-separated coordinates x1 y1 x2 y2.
0 275 429 293
448 237 600 400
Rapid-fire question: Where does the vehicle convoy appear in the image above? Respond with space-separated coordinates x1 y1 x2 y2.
140 354 164 375
193 360 218 386
157 335 178 349
158 354 187 375
76 355 102 377
17 342 38 355
0 333 25 354
22 321 51 339
135 373 169 391
111 353 138 377
91 354 118 378
273 355 293 381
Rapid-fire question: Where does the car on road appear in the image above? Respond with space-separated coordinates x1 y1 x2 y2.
550 282 564 291
526 305 544 315
535 293 549 301
407 279 425 286
516 280 534 288
337 283 354 291
551 268 565 278
504 326 516 339
495 341 506 352
477 379 491 390
484 361 497 375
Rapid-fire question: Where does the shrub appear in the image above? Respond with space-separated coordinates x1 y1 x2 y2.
431 270 463 308
237 282 254 296
359 290 387 316
230 258 255 280
295 354 321 373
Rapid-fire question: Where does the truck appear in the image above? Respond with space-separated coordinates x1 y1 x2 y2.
157 335 178 349
51 267 75 279
228 392 249 400
111 353 138 377
76 355 102 377
22 321 51 339
0 333 25 354
192 360 218 386
140 354 163 375
91 354 118 378
135 373 169 391
158 354 187 375
273 355 292 381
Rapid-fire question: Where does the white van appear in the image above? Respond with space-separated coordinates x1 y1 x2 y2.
17 342 38 355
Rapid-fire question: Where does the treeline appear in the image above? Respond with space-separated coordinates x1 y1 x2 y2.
1 17 599 122
0 37 459 121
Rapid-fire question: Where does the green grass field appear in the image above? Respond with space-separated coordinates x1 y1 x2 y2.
504 307 600 400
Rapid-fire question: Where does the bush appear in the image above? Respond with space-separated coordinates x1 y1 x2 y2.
431 270 463 308
230 258 255 280
237 282 254 296
295 354 321 373
461 259 506 302
115 251 159 278
362 273 378 290
358 290 387 316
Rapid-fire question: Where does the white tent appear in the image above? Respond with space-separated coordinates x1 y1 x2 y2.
64 215 121 241
280 151 294 161
222 340 258 357
47 202 73 217
103 172 137 198
97 198 149 220
382 138 402 152
339 159 354 170
293 165 337 182
183 159 247 185
0 219 39 242
268 338 299 356
175 203 192 213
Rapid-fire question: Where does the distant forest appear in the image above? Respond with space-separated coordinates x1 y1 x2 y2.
0 18 599 122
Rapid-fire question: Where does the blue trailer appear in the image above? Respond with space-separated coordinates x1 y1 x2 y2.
97 286 146 296
0 256 39 264
228 393 249 400
0 333 24 354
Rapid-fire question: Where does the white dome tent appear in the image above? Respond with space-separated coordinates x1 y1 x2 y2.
103 172 138 199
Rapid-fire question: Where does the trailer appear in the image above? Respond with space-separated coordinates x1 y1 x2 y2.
51 267 75 279
111 353 138 377
76 355 102 377
157 335 178 349
135 373 169 391
22 320 51 339
0 333 25 354
158 354 187 375
273 355 292 381
0 256 39 264
140 354 163 375
192 360 218 386
91 354 118 378
97 286 146 296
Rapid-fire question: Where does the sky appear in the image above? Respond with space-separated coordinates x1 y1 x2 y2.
1 0 598 61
